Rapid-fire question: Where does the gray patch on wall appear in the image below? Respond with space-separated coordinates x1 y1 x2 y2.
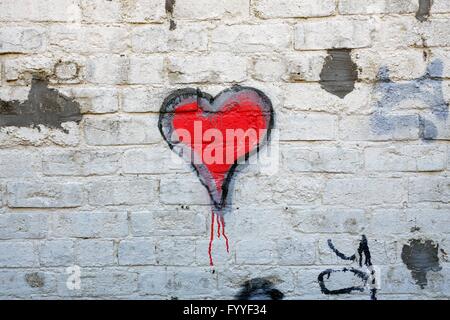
319 49 358 99
416 0 433 22
0 76 82 131
166 0 176 30
25 272 45 288
401 239 442 289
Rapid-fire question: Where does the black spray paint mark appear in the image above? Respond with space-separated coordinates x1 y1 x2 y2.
0 76 82 131
371 59 449 140
25 272 45 288
235 278 284 300
401 239 442 289
416 0 433 22
319 49 358 99
318 235 377 300
165 0 176 30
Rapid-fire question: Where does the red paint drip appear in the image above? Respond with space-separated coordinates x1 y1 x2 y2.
217 216 221 238
221 216 230 253
208 211 215 266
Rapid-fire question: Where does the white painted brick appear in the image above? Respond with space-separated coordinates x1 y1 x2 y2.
50 212 128 238
7 182 83 208
0 271 56 296
83 115 160 146
0 150 41 178
366 209 410 235
156 238 196 266
295 17 374 50
291 209 369 234
131 211 206 237
0 124 80 147
85 55 128 85
371 16 421 49
122 0 165 23
339 0 418 14
80 0 122 23
87 177 158 206
118 239 156 266
283 146 362 173
3 56 54 83
170 267 218 297
121 87 167 113
251 56 287 82
166 54 248 84
0 213 48 239
406 209 450 234
43 149 120 176
68 88 119 114
0 27 46 53
430 49 450 78
138 268 171 295
428 117 450 140
131 24 208 53
0 241 38 267
365 145 447 172
160 177 210 205
122 146 178 174
236 240 276 264
284 52 327 82
39 240 75 267
339 115 420 141
276 237 316 265
409 177 450 203
323 178 406 206
173 0 249 20
254 0 336 18
432 0 450 13
422 19 450 47
76 239 115 267
279 112 337 141
211 24 291 53
128 56 165 85
0 0 81 22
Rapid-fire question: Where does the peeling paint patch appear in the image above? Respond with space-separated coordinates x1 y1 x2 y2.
401 239 442 289
166 0 177 30
25 272 45 288
235 278 284 300
319 49 358 99
0 76 82 131
416 0 433 22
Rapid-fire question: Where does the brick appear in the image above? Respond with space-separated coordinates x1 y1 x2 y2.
69 88 119 114
156 238 196 266
236 240 276 264
339 115 420 141
39 240 75 267
432 0 450 13
0 271 56 296
170 267 218 296
122 0 165 23
0 27 46 53
87 177 158 206
43 149 120 176
122 146 178 174
409 177 450 203
160 177 210 205
279 112 337 141
365 145 447 172
0 0 81 22
276 237 316 265
323 178 406 206
83 115 160 146
7 182 83 208
85 55 128 85
211 24 291 53
371 16 421 49
284 146 362 173
50 212 128 238
0 213 48 239
76 239 115 267
3 56 54 83
339 0 418 14
291 209 369 234
254 0 336 18
295 17 373 50
251 56 287 82
130 211 206 237
80 0 122 23
406 209 450 234
284 52 327 82
366 210 410 235
0 241 38 267
127 56 165 85
173 0 249 20
0 150 41 178
138 268 171 295
131 24 208 53
422 19 450 47
118 239 156 266
121 87 167 113
166 54 248 84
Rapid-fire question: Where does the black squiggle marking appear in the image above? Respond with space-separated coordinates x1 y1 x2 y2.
165 0 176 30
318 268 368 295
235 278 284 300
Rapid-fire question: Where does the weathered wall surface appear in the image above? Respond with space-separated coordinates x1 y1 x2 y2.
0 0 449 300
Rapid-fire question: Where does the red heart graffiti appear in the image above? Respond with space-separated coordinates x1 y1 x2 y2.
159 86 274 211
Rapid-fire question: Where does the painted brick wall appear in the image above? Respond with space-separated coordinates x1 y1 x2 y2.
0 0 449 300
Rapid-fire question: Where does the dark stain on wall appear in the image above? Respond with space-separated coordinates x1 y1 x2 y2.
25 272 45 288
0 76 82 131
319 49 358 99
416 0 433 22
165 0 176 30
235 278 284 300
401 239 442 289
